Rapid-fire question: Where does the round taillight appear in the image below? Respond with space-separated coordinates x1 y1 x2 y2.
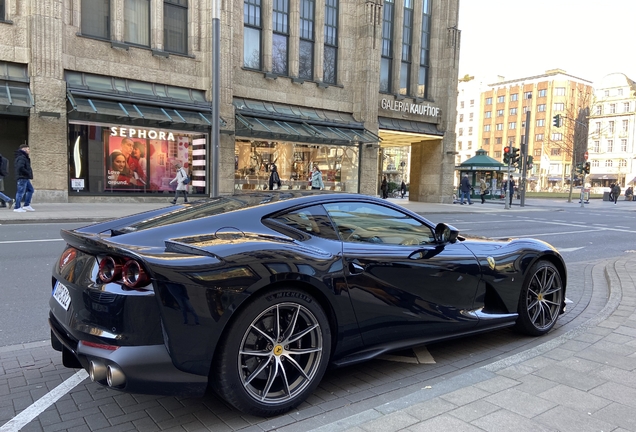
98 257 122 283
122 260 149 288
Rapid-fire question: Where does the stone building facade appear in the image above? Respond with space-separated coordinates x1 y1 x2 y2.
0 0 460 203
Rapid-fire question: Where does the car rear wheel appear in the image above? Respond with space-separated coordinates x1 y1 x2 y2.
213 288 331 417
515 260 564 336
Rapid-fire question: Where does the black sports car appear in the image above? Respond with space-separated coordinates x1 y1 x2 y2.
49 192 566 416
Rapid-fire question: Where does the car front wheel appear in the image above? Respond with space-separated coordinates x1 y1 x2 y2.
515 260 564 336
213 288 331 417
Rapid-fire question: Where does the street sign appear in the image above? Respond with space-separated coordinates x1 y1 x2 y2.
584 151 589 161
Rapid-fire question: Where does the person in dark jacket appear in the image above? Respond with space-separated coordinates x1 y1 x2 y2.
13 144 35 212
268 163 281 190
380 176 388 199
400 180 407 198
459 173 473 205
0 153 14 208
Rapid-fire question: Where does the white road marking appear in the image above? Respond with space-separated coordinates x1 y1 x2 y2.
0 370 88 432
493 229 597 239
556 247 584 253
0 239 64 244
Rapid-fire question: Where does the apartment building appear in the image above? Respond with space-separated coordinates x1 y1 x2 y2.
0 0 461 203
479 69 592 190
587 72 636 188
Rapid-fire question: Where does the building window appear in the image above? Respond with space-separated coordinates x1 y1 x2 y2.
622 119 629 132
605 159 613 167
380 0 392 92
417 0 431 98
399 0 413 96
510 93 518 102
509 108 517 115
536 119 545 127
164 0 188 54
458 128 463 136
81 0 110 39
457 141 462 150
621 139 627 152
323 0 338 84
509 122 516 130
483 138 490 145
624 102 631 112
535 134 544 141
469 99 474 107
497 109 503 117
524 91 532 99
460 101 464 109
593 141 600 152
124 0 150 46
496 123 503 131
620 159 627 167
551 133 562 141
592 160 599 167
243 0 262 69
604 90 609 97
534 149 542 157
495 137 502 144
497 95 505 103
485 111 491 118
595 122 601 133
553 103 564 111
607 139 613 152
554 87 566 96
459 114 464 122
469 113 474 121
550 148 561 156
538 89 547 97
485 97 492 105
468 127 473 135
595 105 602 115
299 0 315 80
609 121 615 133
609 103 616 114
537 104 546 112
618 88 624 96
484 125 491 132
467 141 472 149
0 0 4 20
494 151 501 158
272 0 290 75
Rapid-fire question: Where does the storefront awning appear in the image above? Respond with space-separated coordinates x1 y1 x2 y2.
234 98 380 145
0 81 33 116
588 173 618 180
67 92 226 132
378 116 443 137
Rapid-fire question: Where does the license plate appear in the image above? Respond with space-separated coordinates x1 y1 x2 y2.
53 282 71 310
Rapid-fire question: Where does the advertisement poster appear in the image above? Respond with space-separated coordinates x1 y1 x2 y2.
105 128 192 192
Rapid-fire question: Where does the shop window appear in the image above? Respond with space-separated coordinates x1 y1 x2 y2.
272 0 289 75
244 0 262 70
299 0 315 80
68 123 207 196
399 0 413 96
323 0 338 84
81 0 110 39
380 0 394 93
417 0 431 98
164 0 188 55
124 0 150 47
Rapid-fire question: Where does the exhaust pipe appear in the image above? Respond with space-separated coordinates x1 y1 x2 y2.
88 360 107 382
106 365 126 388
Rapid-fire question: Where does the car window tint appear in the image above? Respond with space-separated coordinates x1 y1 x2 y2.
324 202 435 246
270 205 340 241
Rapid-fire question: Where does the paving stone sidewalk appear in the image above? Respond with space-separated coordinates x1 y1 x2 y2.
307 255 636 432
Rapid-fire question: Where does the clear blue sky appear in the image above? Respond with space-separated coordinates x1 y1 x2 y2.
458 0 636 84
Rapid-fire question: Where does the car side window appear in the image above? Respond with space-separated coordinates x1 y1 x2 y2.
270 205 340 241
324 202 435 246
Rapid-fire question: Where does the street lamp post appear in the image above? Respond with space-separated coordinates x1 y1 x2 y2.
211 0 221 197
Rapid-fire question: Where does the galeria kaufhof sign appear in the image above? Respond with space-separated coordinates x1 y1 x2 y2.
380 98 440 119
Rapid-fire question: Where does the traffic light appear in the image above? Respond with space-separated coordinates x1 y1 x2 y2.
584 162 590 174
552 114 562 128
510 147 520 167
526 156 533 170
503 146 511 164
575 163 584 175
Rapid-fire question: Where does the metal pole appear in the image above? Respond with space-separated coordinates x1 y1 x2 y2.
505 141 511 210
580 173 586 207
211 0 221 197
520 109 531 207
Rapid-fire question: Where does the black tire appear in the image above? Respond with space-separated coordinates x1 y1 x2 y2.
515 260 564 336
212 288 331 417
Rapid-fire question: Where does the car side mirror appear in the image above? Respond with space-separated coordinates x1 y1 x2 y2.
435 223 459 244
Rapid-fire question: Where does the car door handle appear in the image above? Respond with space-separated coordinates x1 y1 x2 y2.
349 261 365 274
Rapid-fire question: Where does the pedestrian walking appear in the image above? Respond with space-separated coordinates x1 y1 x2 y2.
13 144 35 212
169 162 189 204
507 177 516 205
400 180 407 199
268 163 281 190
0 152 14 209
459 173 473 205
309 165 324 190
479 177 488 204
380 176 388 199
612 183 621 205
